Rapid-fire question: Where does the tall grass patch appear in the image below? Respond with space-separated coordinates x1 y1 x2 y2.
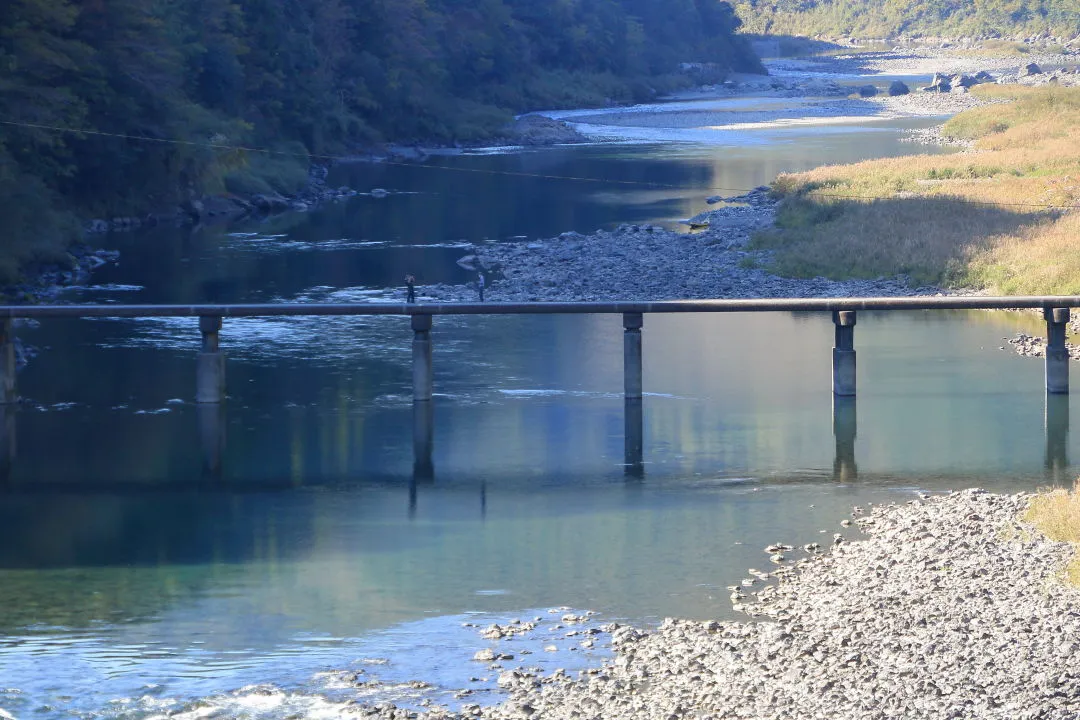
1024 485 1080 586
757 86 1080 293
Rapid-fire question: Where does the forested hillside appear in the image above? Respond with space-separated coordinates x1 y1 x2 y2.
0 0 761 283
734 0 1080 40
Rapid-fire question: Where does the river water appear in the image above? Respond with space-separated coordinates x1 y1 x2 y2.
0 88 1074 719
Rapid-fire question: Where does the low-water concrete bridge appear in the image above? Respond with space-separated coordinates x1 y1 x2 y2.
0 296 1076 482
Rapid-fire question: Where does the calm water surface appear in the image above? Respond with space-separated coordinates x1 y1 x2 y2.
0 96 1071 719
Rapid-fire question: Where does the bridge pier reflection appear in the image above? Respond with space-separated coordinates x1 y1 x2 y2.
0 405 15 486
413 400 434 481
410 400 435 517
833 396 857 482
197 403 226 481
1045 394 1070 483
624 398 644 478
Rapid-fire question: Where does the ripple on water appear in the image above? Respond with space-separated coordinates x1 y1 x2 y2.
83 284 500 379
1 610 611 720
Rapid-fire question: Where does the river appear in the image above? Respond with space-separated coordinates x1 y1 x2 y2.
0 79 1073 719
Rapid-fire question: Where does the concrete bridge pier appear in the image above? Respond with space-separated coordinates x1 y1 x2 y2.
196 316 226 403
0 319 16 404
412 314 433 402
1045 393 1069 482
832 311 857 397
1045 308 1070 395
623 312 643 400
833 396 857 482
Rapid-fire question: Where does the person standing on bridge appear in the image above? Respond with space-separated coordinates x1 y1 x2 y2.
405 274 416 303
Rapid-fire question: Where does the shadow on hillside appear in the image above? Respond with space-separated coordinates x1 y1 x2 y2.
744 34 848 59
744 34 934 76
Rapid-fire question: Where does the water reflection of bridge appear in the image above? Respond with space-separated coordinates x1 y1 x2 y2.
0 297 1076 487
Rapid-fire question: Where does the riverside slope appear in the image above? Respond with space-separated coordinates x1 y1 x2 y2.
368 491 1080 719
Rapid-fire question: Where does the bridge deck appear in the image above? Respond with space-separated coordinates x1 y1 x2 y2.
1 295 1080 317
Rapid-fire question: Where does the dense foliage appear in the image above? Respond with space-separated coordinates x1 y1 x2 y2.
734 0 1080 40
0 0 760 283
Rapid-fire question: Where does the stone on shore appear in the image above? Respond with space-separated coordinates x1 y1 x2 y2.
888 80 910 96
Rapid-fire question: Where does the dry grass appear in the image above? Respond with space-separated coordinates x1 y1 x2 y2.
1023 484 1080 586
754 85 1080 292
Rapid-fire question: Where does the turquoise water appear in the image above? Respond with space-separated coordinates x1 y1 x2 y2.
1 96 1068 719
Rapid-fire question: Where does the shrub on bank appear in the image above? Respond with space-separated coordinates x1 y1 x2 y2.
0 154 81 287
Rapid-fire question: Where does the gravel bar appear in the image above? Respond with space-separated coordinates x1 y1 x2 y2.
420 189 938 304
364 490 1080 719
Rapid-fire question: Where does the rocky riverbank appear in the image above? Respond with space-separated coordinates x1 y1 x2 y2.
1 245 120 305
356 489 1080 719
417 188 938 303
546 44 1077 149
80 164 367 235
765 42 1078 80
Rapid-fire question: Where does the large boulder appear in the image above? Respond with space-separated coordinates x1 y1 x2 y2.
933 73 953 89
1024 63 1043 76
956 74 979 88
888 80 910 96
506 115 588 146
856 84 878 97
974 70 995 83
922 73 952 92
251 193 289 211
